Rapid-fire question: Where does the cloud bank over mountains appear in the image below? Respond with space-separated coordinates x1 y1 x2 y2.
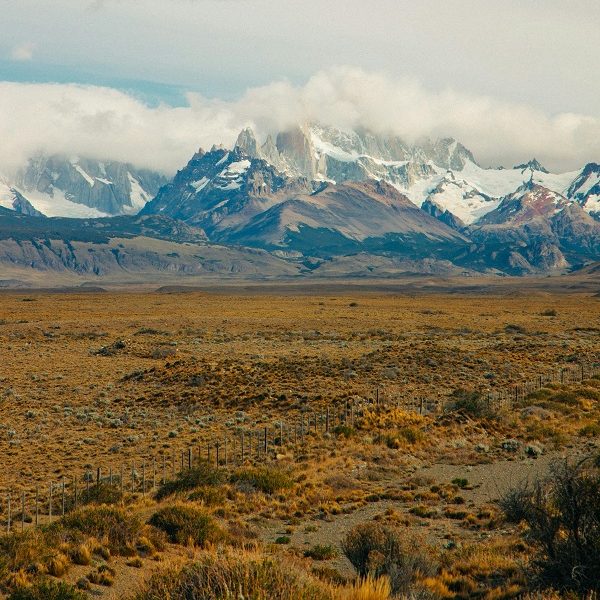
1 67 599 176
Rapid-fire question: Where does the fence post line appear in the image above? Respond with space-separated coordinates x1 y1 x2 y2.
280 422 284 446
109 468 113 486
264 426 268 456
188 448 192 470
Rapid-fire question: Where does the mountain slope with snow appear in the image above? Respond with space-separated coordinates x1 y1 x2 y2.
1 155 168 218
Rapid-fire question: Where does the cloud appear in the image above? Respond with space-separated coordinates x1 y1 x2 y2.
10 42 35 62
0 67 599 176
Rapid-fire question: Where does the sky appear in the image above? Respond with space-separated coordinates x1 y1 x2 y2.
0 0 599 174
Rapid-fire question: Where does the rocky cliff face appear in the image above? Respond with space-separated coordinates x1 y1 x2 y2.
12 155 168 217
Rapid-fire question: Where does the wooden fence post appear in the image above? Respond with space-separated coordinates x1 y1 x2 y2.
7 493 11 533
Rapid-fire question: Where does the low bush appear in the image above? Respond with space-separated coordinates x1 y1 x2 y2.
62 506 142 554
155 462 224 500
148 505 220 546
305 545 338 560
231 466 293 494
75 482 123 507
448 389 493 418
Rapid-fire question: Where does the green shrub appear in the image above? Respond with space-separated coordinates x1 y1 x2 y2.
156 462 224 500
187 485 227 506
62 506 142 554
148 505 219 546
549 391 579 405
398 426 424 444
579 423 600 437
332 425 354 438
449 389 493 418
8 580 86 600
304 545 338 560
451 478 469 489
75 482 123 507
275 536 291 544
231 467 293 494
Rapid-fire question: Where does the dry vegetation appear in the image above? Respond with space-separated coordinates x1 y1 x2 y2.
0 289 599 599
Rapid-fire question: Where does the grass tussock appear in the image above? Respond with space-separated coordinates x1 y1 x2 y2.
7 579 86 600
131 548 335 600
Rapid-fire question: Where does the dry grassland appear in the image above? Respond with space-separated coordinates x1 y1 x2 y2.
0 289 598 599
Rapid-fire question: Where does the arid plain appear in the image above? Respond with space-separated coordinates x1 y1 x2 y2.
0 285 599 599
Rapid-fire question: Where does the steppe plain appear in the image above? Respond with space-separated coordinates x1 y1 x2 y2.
0 277 599 599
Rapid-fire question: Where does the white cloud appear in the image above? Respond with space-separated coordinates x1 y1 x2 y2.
10 42 35 62
0 67 599 176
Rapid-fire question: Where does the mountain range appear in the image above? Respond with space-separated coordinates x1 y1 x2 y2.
1 123 599 282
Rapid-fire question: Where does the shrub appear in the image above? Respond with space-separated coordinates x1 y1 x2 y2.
156 462 224 500
231 466 293 494
275 536 291 544
499 456 600 593
579 423 600 437
305 545 338 560
540 309 557 317
8 580 86 600
341 522 437 595
131 549 333 600
75 482 123 507
148 505 219 546
62 506 142 554
448 389 493 418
